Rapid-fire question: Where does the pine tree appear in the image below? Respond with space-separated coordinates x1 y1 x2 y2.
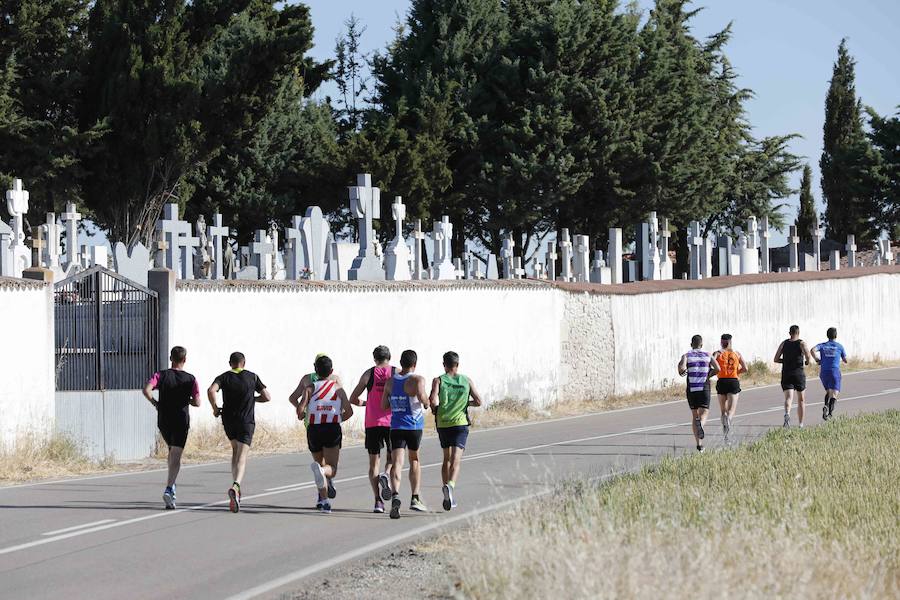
820 39 879 243
868 107 900 236
795 164 817 242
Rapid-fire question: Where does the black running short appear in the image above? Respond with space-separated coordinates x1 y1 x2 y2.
437 425 469 449
307 423 342 453
390 429 423 451
686 384 711 410
715 378 741 395
364 426 392 455
781 369 806 392
223 420 255 446
158 424 188 449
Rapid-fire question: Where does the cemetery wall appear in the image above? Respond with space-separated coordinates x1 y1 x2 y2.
170 280 567 429
0 277 54 447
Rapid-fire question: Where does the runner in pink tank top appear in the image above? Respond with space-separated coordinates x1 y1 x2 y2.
349 345 397 512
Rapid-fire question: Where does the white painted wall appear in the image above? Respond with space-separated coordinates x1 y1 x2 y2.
170 283 565 430
609 273 900 394
0 279 54 448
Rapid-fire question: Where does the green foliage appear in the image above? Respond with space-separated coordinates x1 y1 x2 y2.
820 39 880 244
795 164 817 242
867 107 900 234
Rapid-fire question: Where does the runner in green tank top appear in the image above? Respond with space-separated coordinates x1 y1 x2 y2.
430 351 483 511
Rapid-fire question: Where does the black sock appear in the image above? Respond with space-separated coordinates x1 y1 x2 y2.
411 494 420 502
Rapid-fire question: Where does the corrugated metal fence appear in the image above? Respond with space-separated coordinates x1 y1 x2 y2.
54 267 160 460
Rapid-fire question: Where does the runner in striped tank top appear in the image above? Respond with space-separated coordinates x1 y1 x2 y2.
678 335 720 452
297 355 352 513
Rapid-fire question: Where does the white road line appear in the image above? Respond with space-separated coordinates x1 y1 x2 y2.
1 387 896 558
5 365 894 491
41 519 116 536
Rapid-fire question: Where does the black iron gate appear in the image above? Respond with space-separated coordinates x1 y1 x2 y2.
55 266 159 391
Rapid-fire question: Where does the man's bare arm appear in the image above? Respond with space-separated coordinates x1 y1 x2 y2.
773 341 785 364
297 386 312 421
677 354 687 376
256 388 272 403
349 371 369 406
381 377 392 411
207 382 221 418
811 345 821 365
468 379 483 407
429 377 441 410
738 354 748 375
708 359 720 377
338 388 354 422
142 382 158 408
288 376 309 408
801 341 813 365
416 375 430 406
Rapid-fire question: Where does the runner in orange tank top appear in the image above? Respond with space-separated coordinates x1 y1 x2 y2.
712 333 747 443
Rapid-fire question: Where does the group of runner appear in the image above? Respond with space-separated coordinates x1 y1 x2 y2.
143 346 482 518
678 325 848 452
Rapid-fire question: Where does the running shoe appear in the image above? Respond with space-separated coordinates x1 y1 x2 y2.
410 497 428 512
163 487 176 510
228 484 241 513
327 480 337 499
390 496 401 519
310 462 326 490
822 402 830 421
442 484 453 511
321 500 332 514
378 473 392 501
695 418 705 441
315 499 325 511
697 445 705 453
374 499 385 514
798 423 804 429
783 413 791 428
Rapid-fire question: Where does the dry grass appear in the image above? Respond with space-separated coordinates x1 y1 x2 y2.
433 410 900 600
0 433 118 483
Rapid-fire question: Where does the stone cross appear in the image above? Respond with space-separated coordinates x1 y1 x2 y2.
512 256 525 279
453 258 464 279
788 226 800 272
156 204 183 275
532 258 545 279
559 229 573 282
758 216 771 273
746 216 759 250
30 226 45 267
432 216 455 280
0 220 13 276
348 173 385 281
251 229 274 280
810 214 823 272
608 228 623 284
301 207 331 280
645 212 661 281
45 213 61 270
500 233 515 279
463 248 473 280
716 235 733 276
589 250 605 283
688 221 703 280
545 240 558 281
411 219 427 280
179 219 200 280
384 197 412 281
701 232 714 279
285 215 304 280
573 234 590 282
60 202 82 270
6 178 31 276
208 213 229 280
846 234 857 268
659 218 673 280
880 238 894 265
153 237 169 269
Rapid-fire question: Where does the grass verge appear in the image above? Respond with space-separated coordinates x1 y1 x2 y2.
433 410 900 599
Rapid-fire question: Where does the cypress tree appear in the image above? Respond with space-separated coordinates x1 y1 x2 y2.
795 164 817 242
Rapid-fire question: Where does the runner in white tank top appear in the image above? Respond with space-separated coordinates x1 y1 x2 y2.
298 355 352 513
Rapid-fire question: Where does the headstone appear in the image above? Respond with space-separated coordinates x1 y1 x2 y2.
453 258 464 279
285 215 303 280
500 233 515 279
644 212 661 281
512 256 526 279
432 216 455 280
300 207 331 280
545 240 558 281
558 229 573 282
717 235 733 276
0 220 13 276
589 251 611 284
880 238 894 265
6 178 31 277
61 202 82 270
178 219 200 280
573 235 590 282
223 242 236 279
324 233 340 280
659 218 673 280
485 254 499 280
787 226 800 272
30 226 44 267
269 222 285 280
701 232 714 279
625 260 639 283
758 216 771 273
532 258 545 279
688 221 703 280
208 213 229 280
113 242 151 286
746 216 759 250
89 244 108 269
347 174 385 281
829 250 840 271
153 236 168 269
195 215 211 279
44 213 61 271
737 230 759 275
800 253 817 272
384 197 412 281
235 265 259 280
810 216 823 272
608 228 623 284
463 249 474 280
156 204 183 275
846 234 857 268
251 229 274 280
411 219 427 280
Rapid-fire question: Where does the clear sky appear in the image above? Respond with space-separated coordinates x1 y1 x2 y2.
301 0 900 230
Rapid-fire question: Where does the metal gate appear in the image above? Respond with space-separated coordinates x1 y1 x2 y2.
54 266 160 460
55 266 159 390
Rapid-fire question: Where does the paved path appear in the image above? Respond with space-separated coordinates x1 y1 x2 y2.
1 368 898 600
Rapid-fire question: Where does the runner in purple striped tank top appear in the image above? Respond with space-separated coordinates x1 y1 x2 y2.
678 335 720 452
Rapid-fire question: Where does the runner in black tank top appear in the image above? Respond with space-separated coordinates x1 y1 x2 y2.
774 325 812 428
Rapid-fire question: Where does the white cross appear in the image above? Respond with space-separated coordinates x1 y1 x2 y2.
61 202 82 268
251 229 274 279
5 178 29 247
208 213 230 280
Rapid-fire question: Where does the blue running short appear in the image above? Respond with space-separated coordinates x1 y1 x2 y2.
820 370 841 392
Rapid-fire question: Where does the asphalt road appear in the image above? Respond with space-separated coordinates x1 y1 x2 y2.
1 368 898 600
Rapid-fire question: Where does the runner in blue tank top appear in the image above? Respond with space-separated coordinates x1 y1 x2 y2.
381 349 431 519
811 327 848 420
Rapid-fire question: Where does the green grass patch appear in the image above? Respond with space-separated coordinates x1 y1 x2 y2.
444 411 900 599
